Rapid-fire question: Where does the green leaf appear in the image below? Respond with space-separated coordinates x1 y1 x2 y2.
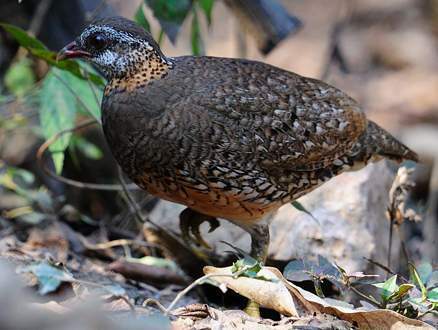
191 10 204 56
1 23 104 86
409 263 428 299
7 167 35 185
374 275 398 301
19 211 47 225
67 67 103 121
21 262 74 295
130 256 179 272
0 23 46 50
72 137 103 160
427 271 438 289
417 263 433 286
4 58 36 97
135 5 151 32
197 0 214 25
145 0 191 24
427 288 438 303
39 68 78 173
396 283 415 298
284 256 341 285
32 48 104 86
145 0 192 42
283 259 313 282
291 201 319 224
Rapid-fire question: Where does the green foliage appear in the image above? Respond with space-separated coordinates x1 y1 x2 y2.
409 263 430 300
134 5 151 32
146 0 191 24
135 0 215 54
129 256 180 272
39 67 103 173
291 201 319 224
190 9 203 56
428 288 438 303
20 262 74 295
70 136 103 160
0 23 104 85
4 58 36 97
284 256 342 297
373 275 401 303
39 68 77 173
231 257 272 281
368 263 438 316
0 23 46 50
198 0 215 25
0 113 27 131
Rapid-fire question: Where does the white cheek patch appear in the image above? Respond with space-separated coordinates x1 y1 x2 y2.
95 49 118 67
93 49 130 75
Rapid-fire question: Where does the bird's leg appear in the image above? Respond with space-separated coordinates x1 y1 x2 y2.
245 221 270 318
231 219 271 318
247 222 270 262
179 208 220 250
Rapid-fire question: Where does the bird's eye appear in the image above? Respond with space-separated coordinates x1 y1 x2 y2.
88 34 106 51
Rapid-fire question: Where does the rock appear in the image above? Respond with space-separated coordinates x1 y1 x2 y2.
401 125 438 263
149 161 398 273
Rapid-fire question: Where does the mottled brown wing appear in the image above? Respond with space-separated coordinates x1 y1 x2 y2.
180 57 368 172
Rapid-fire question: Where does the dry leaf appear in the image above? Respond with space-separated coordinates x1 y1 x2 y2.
203 266 299 317
203 266 433 330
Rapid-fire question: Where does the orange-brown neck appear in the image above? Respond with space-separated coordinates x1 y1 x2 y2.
104 50 172 96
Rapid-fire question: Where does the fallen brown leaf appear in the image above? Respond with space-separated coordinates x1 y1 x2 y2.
203 266 433 330
203 266 299 317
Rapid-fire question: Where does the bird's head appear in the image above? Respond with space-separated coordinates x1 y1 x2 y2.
57 16 170 80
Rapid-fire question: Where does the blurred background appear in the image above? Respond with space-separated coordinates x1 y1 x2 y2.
0 0 437 327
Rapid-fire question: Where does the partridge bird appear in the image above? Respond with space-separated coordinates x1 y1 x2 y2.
58 16 417 273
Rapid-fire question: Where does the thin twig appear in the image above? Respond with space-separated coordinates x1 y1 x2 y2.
396 226 411 264
320 0 353 80
164 266 252 314
117 167 146 227
28 0 53 36
116 167 180 244
387 215 394 274
87 78 102 111
36 120 139 191
83 238 160 251
143 298 168 314
349 285 382 308
81 68 104 110
364 257 395 276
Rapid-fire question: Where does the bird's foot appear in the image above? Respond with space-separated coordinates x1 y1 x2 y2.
244 300 261 318
179 208 220 250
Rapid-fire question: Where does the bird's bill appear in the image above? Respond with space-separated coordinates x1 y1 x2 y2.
56 41 91 61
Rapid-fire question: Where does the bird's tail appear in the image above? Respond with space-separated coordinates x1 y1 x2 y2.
352 120 418 164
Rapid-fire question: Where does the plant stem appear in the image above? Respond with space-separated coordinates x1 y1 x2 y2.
350 285 382 308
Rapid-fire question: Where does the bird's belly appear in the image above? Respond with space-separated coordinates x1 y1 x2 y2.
134 173 286 223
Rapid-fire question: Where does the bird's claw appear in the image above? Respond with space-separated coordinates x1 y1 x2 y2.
179 208 219 250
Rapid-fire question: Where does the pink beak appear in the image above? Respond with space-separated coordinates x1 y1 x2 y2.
56 41 91 61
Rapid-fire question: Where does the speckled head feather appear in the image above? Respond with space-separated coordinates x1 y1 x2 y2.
87 16 162 51
76 16 170 80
